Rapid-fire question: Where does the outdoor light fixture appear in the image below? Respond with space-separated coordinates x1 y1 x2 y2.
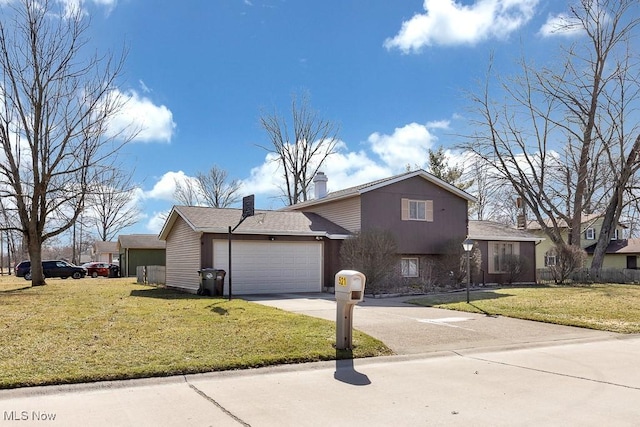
462 238 473 303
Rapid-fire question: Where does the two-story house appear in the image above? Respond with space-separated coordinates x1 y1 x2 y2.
159 170 538 295
527 214 638 270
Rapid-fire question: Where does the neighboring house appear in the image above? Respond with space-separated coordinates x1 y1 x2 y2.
584 239 640 270
91 241 119 264
158 206 350 294
283 170 476 286
117 234 166 277
468 220 542 284
526 214 627 270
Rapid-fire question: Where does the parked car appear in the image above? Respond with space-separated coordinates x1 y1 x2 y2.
82 262 110 278
81 262 120 278
15 260 87 280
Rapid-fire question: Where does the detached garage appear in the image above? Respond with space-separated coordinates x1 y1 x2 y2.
159 205 349 295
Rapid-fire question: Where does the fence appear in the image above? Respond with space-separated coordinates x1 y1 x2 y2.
537 267 640 284
136 265 166 285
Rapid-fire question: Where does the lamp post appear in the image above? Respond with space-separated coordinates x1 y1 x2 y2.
462 238 474 303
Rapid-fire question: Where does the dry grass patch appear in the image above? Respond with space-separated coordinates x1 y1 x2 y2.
409 284 640 333
0 276 391 389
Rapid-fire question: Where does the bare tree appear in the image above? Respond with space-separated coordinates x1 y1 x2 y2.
173 177 201 206
173 165 241 208
259 92 340 205
339 228 398 295
0 0 129 285
195 166 241 208
462 0 640 275
86 167 141 242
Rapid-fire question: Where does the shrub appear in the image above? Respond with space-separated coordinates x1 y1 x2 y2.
548 244 587 284
339 228 399 295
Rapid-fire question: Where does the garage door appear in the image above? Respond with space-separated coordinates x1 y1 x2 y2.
212 240 323 294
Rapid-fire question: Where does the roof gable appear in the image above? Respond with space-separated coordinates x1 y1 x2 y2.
281 169 476 211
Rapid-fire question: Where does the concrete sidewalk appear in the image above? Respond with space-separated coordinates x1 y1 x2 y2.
1 336 639 426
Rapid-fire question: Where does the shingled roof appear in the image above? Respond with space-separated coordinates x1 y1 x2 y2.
118 234 166 250
469 220 542 242
281 169 476 211
159 205 351 240
584 239 640 255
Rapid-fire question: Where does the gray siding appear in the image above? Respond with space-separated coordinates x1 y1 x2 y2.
165 216 201 292
300 196 361 232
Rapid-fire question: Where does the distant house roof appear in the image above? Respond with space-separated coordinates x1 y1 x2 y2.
469 220 542 242
525 213 625 231
118 234 166 250
584 239 640 255
281 169 476 211
93 241 118 253
158 205 351 240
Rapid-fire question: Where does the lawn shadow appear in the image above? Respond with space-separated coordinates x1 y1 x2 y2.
406 290 514 307
130 287 205 300
205 301 240 316
334 349 371 386
468 302 499 317
0 285 34 293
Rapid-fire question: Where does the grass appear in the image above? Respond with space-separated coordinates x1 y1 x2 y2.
0 276 392 389
408 284 640 334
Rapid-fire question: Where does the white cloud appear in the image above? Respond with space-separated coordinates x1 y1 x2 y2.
367 122 435 170
146 210 170 234
104 89 176 143
538 13 585 38
144 119 450 211
144 170 189 201
384 0 539 52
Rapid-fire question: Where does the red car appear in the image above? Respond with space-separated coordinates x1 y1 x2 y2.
82 262 111 278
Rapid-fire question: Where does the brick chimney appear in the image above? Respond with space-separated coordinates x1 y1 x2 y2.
313 172 328 199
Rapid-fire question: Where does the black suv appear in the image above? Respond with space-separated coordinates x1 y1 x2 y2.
15 260 87 280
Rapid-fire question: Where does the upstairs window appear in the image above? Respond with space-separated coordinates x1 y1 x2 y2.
401 198 433 222
585 228 596 240
612 229 619 240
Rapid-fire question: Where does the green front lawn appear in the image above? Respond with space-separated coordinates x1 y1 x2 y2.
0 277 391 389
409 284 640 334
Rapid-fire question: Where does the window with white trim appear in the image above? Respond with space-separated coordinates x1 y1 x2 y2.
612 229 619 240
401 258 419 277
401 198 433 222
544 252 557 267
585 228 596 240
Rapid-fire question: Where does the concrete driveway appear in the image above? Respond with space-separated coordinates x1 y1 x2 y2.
244 292 619 354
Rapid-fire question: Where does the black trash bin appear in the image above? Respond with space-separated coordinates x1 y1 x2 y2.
198 268 225 296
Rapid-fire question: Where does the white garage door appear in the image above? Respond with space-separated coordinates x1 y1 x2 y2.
212 240 323 294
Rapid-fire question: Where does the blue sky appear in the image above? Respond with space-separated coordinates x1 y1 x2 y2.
66 0 578 236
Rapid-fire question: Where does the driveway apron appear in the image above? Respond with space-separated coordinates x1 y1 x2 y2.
244 293 618 354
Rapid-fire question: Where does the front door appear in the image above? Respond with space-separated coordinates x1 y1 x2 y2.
626 256 637 269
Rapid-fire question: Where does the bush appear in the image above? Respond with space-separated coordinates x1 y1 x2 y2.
548 244 587 284
339 228 398 295
502 254 531 284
